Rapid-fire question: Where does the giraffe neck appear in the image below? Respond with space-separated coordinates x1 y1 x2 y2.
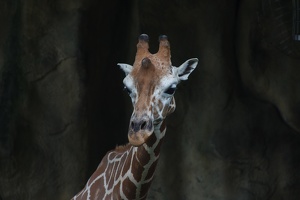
123 120 166 199
71 121 166 200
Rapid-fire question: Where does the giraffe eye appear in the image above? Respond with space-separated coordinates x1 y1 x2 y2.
164 85 177 95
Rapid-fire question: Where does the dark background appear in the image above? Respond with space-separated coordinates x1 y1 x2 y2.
0 0 300 199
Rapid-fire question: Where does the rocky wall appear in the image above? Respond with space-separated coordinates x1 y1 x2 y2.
0 0 299 200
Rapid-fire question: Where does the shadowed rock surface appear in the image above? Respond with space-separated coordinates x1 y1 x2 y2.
0 0 299 199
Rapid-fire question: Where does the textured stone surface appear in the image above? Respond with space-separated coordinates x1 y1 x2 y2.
0 0 300 199
0 1 88 199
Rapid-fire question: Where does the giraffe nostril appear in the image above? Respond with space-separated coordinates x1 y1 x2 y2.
130 119 151 132
141 121 147 130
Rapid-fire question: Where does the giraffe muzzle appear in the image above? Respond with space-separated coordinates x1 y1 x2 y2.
128 118 154 146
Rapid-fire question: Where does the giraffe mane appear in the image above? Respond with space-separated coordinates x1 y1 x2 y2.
114 143 132 152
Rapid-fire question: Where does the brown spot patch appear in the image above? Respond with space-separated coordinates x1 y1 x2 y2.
145 159 158 180
136 145 151 166
122 177 137 199
114 159 123 182
121 151 132 177
131 157 143 182
107 163 117 190
89 176 105 199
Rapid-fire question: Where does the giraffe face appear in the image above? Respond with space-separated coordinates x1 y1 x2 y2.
123 61 177 127
118 34 198 146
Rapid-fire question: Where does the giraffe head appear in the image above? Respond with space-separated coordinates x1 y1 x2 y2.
118 34 198 146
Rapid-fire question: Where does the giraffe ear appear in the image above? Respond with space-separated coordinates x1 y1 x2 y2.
175 58 198 81
117 63 133 75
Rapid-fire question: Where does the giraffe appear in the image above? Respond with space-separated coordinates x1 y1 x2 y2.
72 34 198 200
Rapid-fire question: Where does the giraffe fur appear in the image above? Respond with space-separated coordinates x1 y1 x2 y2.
71 34 198 200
